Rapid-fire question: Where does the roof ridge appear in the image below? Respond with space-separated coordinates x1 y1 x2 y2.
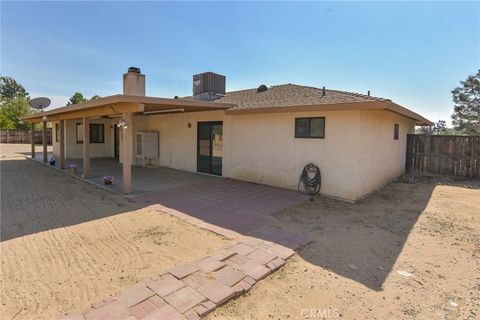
224 83 387 101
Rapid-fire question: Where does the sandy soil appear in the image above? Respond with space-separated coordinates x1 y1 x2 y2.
0 144 232 320
209 178 480 320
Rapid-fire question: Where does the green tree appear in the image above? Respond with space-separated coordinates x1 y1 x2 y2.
451 70 480 135
66 92 87 105
0 76 35 129
0 76 29 100
0 97 33 129
416 120 455 135
66 93 101 105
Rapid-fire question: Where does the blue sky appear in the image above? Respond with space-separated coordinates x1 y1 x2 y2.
1 1 479 125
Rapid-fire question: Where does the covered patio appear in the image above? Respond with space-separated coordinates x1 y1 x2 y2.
31 154 218 194
29 153 307 234
21 94 233 194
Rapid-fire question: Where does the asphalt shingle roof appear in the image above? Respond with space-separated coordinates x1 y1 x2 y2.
184 84 388 110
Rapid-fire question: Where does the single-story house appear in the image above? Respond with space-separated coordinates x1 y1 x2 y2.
22 68 431 202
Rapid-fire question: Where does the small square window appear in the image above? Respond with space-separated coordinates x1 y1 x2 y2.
394 124 399 140
295 117 325 139
90 124 104 143
295 118 309 138
76 123 105 143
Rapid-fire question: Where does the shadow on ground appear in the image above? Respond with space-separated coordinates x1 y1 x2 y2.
0 157 142 241
3 149 478 291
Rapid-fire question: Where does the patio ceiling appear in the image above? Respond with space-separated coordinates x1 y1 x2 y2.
21 94 236 122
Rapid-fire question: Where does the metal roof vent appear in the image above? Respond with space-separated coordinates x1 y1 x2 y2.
128 67 141 74
257 84 268 93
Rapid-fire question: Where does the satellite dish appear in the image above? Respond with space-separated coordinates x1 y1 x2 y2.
29 97 51 110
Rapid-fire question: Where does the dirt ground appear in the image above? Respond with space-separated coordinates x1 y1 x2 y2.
1 144 479 320
0 144 232 320
209 178 480 319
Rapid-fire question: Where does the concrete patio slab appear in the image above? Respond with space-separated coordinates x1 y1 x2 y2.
30 155 219 194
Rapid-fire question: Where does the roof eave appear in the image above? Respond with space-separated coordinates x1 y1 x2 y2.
386 101 433 126
20 94 235 122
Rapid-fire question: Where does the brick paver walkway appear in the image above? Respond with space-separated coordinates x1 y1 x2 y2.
133 179 307 234
62 233 306 320
62 179 311 319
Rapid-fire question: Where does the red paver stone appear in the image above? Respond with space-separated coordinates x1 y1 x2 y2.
147 273 186 297
116 284 155 308
269 244 295 260
168 263 200 279
147 295 168 308
225 254 250 267
214 265 246 286
143 303 184 320
240 236 264 246
185 310 201 320
83 301 131 320
247 248 277 265
196 280 236 305
129 304 148 319
164 286 206 313
202 300 217 313
200 224 240 239
183 272 211 289
243 276 256 286
255 240 276 251
195 256 225 273
168 210 192 220
228 243 256 255
193 304 209 317
138 299 160 315
210 248 236 261
233 280 252 296
238 260 273 281
267 257 286 270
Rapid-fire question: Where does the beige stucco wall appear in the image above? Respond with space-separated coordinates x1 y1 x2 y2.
226 110 363 200
52 118 115 159
356 110 415 199
51 108 416 201
51 121 61 159
132 109 364 200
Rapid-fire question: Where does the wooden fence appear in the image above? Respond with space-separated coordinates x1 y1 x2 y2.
406 134 480 178
0 129 52 145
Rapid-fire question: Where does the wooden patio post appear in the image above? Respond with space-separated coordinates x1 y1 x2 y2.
59 120 65 169
82 117 90 178
122 112 133 194
30 122 35 159
42 119 47 163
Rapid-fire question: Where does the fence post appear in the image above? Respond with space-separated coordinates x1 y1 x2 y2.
470 137 476 178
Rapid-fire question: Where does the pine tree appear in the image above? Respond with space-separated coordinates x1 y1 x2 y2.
451 70 480 135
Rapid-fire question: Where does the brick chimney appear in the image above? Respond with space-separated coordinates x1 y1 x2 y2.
123 67 145 96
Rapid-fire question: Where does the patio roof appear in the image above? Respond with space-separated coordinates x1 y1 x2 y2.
21 94 235 122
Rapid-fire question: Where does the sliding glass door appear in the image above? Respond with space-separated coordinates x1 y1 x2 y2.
197 122 223 175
